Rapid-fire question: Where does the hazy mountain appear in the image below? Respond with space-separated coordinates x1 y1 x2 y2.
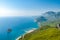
56 12 60 18
35 16 47 23
36 11 60 23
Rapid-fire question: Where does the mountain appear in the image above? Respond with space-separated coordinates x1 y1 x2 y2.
35 11 60 26
56 12 60 18
35 16 47 23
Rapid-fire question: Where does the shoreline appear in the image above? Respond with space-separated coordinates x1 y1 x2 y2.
16 28 37 40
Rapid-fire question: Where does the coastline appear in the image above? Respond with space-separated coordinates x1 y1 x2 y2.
16 28 37 40
16 36 21 40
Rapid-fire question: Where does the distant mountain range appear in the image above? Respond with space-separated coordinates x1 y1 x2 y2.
35 11 60 24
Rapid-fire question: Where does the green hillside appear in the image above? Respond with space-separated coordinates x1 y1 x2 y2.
18 27 60 40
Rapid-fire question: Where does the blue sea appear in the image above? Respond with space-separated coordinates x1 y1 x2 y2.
0 17 38 40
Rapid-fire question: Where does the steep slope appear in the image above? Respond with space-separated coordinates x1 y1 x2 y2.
19 27 60 40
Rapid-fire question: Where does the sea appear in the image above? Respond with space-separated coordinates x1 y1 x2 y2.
0 16 38 40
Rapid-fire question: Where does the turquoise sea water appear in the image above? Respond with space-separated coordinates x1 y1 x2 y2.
0 17 38 40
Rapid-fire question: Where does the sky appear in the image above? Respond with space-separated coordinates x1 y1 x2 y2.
0 0 60 17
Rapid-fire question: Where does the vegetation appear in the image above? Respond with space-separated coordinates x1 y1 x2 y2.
18 26 60 40
18 20 60 40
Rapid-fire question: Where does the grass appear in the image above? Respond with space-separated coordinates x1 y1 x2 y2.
18 20 60 40
19 27 60 40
